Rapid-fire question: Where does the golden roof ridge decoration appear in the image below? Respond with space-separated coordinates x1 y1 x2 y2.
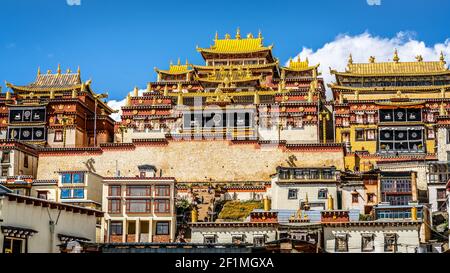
197 29 272 54
154 59 192 75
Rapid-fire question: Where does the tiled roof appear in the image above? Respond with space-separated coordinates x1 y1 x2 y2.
346 61 447 75
30 73 81 88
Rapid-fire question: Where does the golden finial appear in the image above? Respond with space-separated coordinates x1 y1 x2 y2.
369 56 375 63
215 31 218 41
77 66 80 75
258 29 262 39
126 93 131 106
440 51 446 65
66 68 72 73
37 67 41 76
47 70 52 74
440 102 447 116
297 55 301 62
6 91 11 100
71 89 77 98
393 49 400 63
177 58 181 65
133 86 139 97
236 27 241 39
396 90 402 98
163 85 168 96
288 57 292 66
247 33 253 39
146 83 151 92
185 58 189 65
57 63 61 74
348 53 353 65
415 55 423 62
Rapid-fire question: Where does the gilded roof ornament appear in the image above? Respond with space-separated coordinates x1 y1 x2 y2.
393 49 400 63
37 67 41 76
47 70 52 74
77 66 81 75
369 56 375 63
71 89 77 98
225 33 231 39
415 55 423 62
66 68 72 73
235 27 241 39
440 51 446 65
57 64 61 74
6 91 11 100
215 31 219 41
258 29 262 39
348 54 353 65
163 85 168 96
50 90 55 99
133 86 139 97
126 93 131 106
247 33 254 39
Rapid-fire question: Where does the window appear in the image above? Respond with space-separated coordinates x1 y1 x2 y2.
379 127 424 154
72 173 84 183
253 236 266 247
318 189 328 199
126 199 150 213
232 235 244 244
355 129 365 141
139 171 146 178
156 222 170 235
2 237 25 253
109 185 121 197
1 166 9 177
384 234 397 252
61 173 72 184
367 193 375 203
108 199 121 214
427 128 435 139
367 114 375 124
23 155 29 168
1 151 10 163
204 235 216 244
60 188 71 199
437 189 446 200
356 114 364 124
154 199 170 213
127 186 150 196
352 193 359 203
155 185 170 197
110 222 123 235
366 129 376 140
361 234 375 252
37 191 48 200
288 189 298 200
72 188 84 198
54 130 63 142
335 233 348 252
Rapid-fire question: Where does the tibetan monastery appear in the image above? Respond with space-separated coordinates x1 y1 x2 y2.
331 51 450 176
3 66 115 147
118 29 332 144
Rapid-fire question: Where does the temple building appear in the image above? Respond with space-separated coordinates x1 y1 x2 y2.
330 51 450 193
3 65 115 147
117 29 331 144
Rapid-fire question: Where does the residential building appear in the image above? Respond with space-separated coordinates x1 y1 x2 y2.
271 166 340 211
0 140 38 178
0 184 102 253
340 170 379 214
101 166 177 243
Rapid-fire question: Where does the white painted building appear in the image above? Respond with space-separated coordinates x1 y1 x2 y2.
323 221 422 253
189 222 277 246
0 185 102 253
271 166 339 211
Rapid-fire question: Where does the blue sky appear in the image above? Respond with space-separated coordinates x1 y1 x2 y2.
1 0 449 101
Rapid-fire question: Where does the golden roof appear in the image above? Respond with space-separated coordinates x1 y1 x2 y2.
197 29 272 54
155 59 192 75
282 56 319 72
336 51 448 76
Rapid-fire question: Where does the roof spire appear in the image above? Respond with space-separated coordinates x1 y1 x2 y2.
258 29 262 39
440 51 446 65
57 63 61 74
236 27 241 39
185 58 189 65
37 67 41 76
77 66 81 75
133 86 139 97
348 53 353 65
369 56 375 63
297 55 301 62
215 31 218 41
177 58 181 65
393 49 400 63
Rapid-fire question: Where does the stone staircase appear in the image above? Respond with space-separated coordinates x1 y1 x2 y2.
195 189 215 222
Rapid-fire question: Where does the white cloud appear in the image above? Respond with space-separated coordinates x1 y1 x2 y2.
289 31 450 98
107 89 145 122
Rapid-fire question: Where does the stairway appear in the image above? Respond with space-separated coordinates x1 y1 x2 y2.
195 188 215 222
